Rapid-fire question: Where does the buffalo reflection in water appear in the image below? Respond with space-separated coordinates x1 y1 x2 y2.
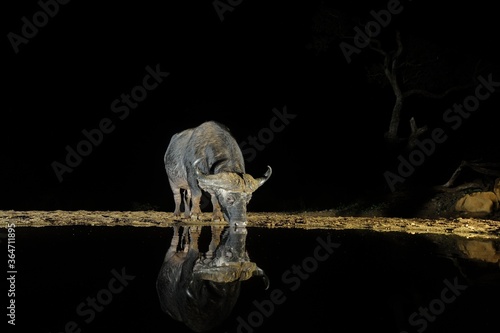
156 225 268 332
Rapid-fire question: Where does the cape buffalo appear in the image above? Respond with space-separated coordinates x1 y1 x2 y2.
164 121 272 225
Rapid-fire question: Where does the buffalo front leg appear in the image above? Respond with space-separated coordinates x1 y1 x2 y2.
208 190 224 222
190 191 203 220
187 175 204 220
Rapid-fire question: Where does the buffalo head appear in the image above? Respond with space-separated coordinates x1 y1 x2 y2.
194 159 272 226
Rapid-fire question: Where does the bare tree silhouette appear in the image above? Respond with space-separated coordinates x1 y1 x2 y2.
307 4 485 149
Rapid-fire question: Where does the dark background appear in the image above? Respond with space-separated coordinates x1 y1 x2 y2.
3 0 499 212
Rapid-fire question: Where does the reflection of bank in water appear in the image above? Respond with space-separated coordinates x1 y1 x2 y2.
425 234 500 289
156 225 268 332
426 234 500 265
457 239 500 264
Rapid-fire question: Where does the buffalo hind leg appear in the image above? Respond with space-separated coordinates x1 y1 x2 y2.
171 186 182 219
182 188 191 219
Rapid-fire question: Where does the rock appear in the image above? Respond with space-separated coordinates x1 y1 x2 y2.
455 178 500 215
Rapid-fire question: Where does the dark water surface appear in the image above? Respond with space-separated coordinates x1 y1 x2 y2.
9 226 500 333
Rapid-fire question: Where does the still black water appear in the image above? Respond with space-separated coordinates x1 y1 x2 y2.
7 225 500 333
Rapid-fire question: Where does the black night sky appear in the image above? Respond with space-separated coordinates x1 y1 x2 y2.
3 0 500 213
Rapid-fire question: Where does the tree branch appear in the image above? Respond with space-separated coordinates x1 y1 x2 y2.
402 83 473 99
440 160 500 189
407 117 428 149
441 160 468 188
384 31 405 141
